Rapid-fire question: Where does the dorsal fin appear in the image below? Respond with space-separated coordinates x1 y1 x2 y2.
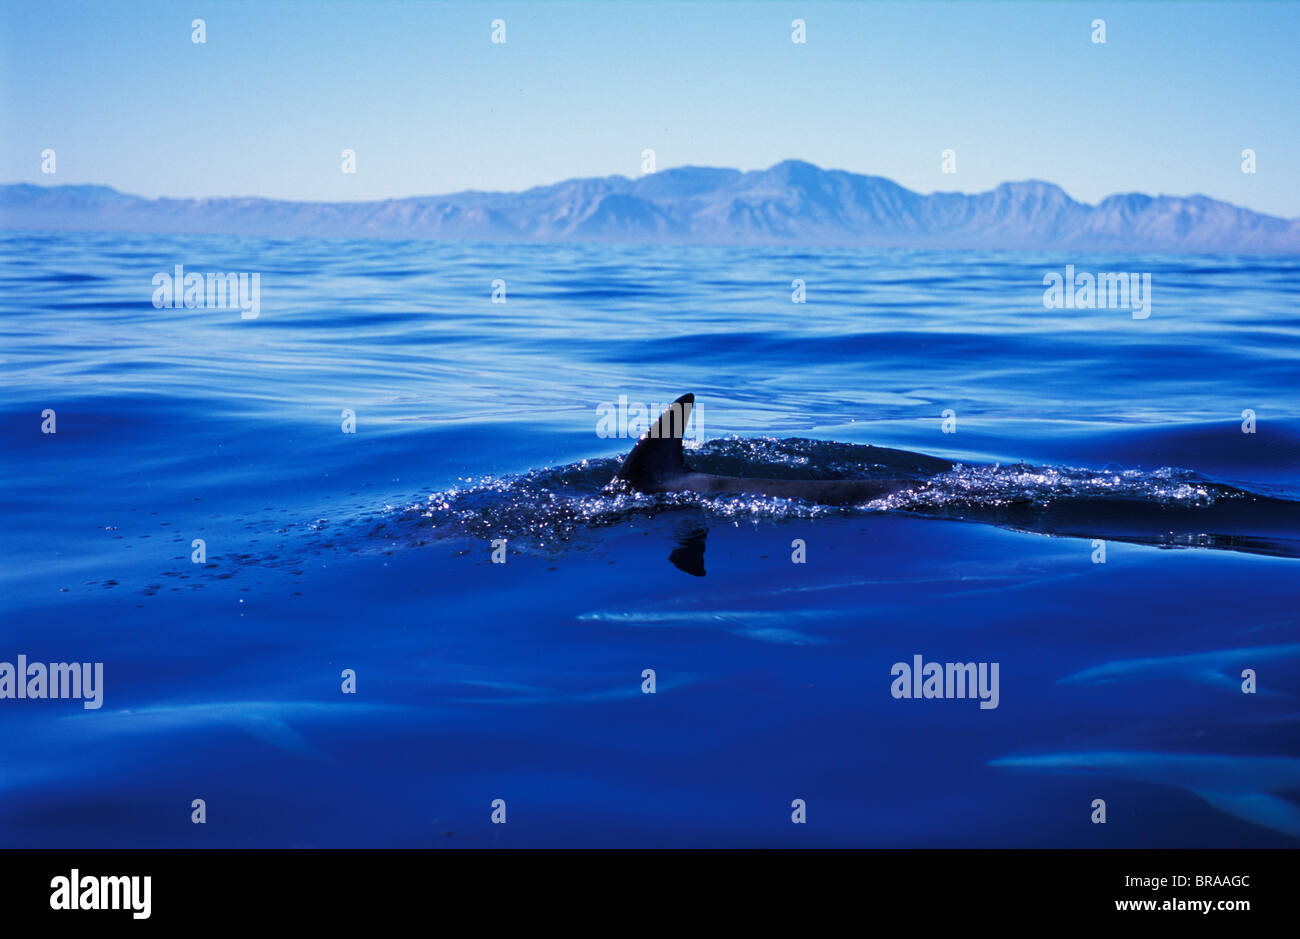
615 393 694 492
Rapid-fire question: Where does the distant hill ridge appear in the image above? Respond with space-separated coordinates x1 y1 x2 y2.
3 160 1296 252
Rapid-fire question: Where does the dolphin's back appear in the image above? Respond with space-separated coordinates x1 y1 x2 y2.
615 393 907 505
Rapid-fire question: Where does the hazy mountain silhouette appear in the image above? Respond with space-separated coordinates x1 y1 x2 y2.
4 161 1296 251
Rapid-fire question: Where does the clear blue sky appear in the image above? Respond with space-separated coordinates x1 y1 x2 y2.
2 1 1297 216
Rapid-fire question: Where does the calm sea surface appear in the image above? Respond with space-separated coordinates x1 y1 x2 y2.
2 230 1298 846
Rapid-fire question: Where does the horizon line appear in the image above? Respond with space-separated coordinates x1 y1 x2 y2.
9 160 1297 221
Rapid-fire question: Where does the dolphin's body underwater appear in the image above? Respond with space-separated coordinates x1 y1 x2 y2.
990 750 1300 839
615 393 911 505
54 700 418 760
1059 644 1300 693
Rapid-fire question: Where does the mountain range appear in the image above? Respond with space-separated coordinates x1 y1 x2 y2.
3 160 1297 252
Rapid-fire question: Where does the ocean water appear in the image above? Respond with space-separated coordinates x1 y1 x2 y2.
2 230 1298 847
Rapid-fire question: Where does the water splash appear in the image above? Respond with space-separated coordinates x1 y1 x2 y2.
872 463 1225 512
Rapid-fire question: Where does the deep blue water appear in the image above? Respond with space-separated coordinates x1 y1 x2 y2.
2 230 1298 847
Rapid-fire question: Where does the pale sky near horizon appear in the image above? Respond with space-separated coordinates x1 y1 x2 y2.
2 1 1297 216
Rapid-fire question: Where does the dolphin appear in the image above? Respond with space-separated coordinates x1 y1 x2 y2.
578 608 838 645
54 700 418 760
445 675 698 705
1059 644 1300 693
990 750 1300 839
615 393 927 505
612 394 1300 565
